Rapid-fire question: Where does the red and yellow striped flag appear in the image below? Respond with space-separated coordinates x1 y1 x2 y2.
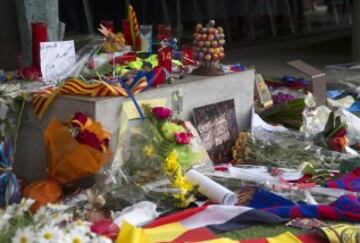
128 4 141 51
32 77 148 118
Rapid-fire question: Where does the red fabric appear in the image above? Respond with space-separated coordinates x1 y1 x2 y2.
297 233 325 243
146 205 208 228
152 66 167 87
171 227 217 243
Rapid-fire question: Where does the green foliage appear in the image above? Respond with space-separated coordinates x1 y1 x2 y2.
260 99 305 129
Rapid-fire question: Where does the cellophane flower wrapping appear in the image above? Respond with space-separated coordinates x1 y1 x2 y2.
23 113 112 211
94 106 208 211
232 114 358 171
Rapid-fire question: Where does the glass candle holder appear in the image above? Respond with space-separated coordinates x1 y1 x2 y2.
157 24 171 41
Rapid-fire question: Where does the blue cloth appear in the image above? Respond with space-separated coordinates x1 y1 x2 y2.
348 101 360 112
248 188 295 209
246 187 360 221
327 90 345 99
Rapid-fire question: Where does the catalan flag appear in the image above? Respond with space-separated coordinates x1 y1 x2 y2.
32 77 148 118
128 4 141 51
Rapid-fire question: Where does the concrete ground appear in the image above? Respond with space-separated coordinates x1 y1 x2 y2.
225 29 352 78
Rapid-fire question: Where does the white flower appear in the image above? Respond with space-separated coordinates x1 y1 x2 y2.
90 236 112 243
2 203 17 221
70 220 91 234
66 230 90 243
17 198 35 214
12 227 35 243
36 226 63 242
33 206 51 223
46 203 70 212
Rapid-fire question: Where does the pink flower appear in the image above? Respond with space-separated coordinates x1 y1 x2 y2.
175 132 193 144
152 107 172 120
91 219 119 241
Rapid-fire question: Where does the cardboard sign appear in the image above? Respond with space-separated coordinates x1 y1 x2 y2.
40 40 76 82
123 98 167 120
287 60 327 106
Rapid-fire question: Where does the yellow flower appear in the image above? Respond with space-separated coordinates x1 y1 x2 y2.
143 145 155 158
164 150 179 173
163 150 195 208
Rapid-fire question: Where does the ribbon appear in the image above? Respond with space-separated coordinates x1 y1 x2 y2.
118 78 145 121
0 138 21 205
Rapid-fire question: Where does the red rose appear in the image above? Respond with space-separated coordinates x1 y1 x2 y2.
73 112 88 126
152 107 172 120
175 132 193 144
327 136 347 152
91 219 119 241
76 130 101 150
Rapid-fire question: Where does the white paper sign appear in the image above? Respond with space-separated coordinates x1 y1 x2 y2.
40 40 76 82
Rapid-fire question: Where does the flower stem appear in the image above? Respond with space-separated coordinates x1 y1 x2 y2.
13 98 26 155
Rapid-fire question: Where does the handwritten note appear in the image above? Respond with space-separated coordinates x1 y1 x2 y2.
40 41 76 82
123 99 166 120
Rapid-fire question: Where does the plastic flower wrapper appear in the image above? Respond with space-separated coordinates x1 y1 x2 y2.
314 111 348 153
94 105 203 210
232 114 358 171
23 113 112 212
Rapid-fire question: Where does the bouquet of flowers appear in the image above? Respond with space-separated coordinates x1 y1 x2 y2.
231 127 355 170
314 111 348 152
0 198 114 243
97 105 203 209
23 113 112 211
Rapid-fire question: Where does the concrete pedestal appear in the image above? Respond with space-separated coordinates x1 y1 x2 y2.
14 71 255 182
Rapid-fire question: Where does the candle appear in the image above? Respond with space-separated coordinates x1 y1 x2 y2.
31 22 48 68
157 24 171 41
158 46 172 73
